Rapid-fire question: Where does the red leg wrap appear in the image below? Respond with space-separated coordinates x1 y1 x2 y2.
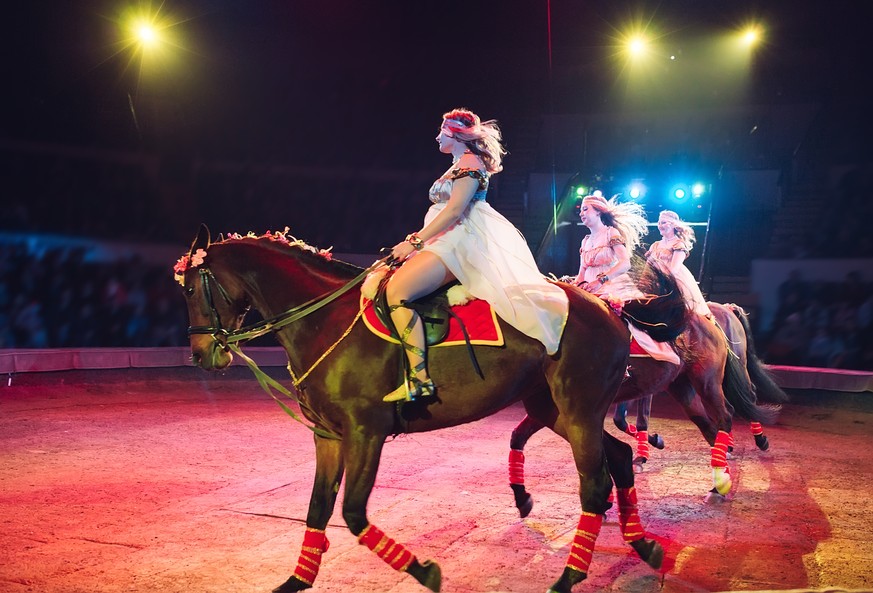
635 430 650 460
626 423 637 436
616 487 645 543
566 512 603 574
711 430 731 468
358 524 416 572
292 527 330 586
750 421 764 436
509 449 525 485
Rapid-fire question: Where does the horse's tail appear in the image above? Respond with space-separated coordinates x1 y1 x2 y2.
722 347 782 424
622 263 689 343
731 305 790 405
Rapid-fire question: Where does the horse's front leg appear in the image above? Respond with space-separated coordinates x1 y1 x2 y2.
603 431 664 570
341 430 442 592
273 435 344 593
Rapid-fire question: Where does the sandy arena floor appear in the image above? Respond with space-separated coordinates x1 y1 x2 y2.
1 367 871 593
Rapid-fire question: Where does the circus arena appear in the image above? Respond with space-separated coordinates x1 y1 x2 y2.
3 1 873 592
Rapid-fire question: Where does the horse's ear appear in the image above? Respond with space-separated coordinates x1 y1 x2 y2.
191 224 211 256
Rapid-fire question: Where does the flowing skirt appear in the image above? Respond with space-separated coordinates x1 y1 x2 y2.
422 201 568 355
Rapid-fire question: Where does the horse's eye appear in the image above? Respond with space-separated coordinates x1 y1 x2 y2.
185 286 195 297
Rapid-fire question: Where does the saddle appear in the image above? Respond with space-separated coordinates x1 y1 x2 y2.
372 273 484 378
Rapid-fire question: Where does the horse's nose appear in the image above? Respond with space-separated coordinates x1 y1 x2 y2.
191 352 202 367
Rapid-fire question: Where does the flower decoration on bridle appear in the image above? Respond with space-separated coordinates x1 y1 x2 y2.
173 248 207 286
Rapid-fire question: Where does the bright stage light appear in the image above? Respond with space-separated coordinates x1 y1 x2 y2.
691 182 706 198
670 184 689 201
628 182 646 200
575 186 588 197
628 36 649 59
741 27 761 48
136 22 159 47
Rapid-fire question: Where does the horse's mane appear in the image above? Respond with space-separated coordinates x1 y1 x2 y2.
213 230 364 277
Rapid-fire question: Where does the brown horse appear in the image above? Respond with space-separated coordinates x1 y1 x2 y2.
608 302 789 462
179 225 688 593
508 299 783 513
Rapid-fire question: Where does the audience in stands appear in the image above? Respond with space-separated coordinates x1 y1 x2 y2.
1 244 188 349
763 270 873 370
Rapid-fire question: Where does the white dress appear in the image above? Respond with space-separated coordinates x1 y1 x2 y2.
420 167 568 355
647 238 711 317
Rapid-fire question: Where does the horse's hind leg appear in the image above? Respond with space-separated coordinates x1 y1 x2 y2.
274 436 344 592
508 414 545 518
630 395 665 469
750 421 770 450
603 431 664 570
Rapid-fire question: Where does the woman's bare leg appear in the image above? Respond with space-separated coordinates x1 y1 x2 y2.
383 252 454 399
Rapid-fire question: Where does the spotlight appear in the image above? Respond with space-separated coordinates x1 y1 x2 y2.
691 183 706 198
575 186 588 197
627 182 646 200
670 184 689 201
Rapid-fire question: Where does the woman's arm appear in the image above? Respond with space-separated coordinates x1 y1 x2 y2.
593 242 631 288
390 172 479 261
418 175 478 240
668 248 688 273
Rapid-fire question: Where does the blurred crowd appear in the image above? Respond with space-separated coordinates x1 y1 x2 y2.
0 243 186 349
761 270 873 370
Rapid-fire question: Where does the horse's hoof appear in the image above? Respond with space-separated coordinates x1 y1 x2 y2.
613 416 629 433
712 466 732 495
630 538 664 570
649 433 665 449
632 457 647 473
755 434 770 451
519 493 534 518
548 567 586 593
272 576 312 592
705 488 728 504
408 559 441 592
510 484 534 518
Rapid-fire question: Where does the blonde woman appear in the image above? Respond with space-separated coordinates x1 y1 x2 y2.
646 210 712 318
383 108 568 402
574 193 679 365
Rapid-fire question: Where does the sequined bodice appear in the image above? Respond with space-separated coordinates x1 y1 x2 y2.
429 168 489 204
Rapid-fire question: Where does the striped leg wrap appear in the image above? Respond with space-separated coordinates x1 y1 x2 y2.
292 527 329 586
566 512 603 574
750 421 764 436
358 524 416 572
509 449 525 486
626 423 638 436
616 487 645 543
711 430 731 469
635 430 650 460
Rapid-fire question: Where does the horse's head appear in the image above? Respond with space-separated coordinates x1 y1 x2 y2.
176 224 251 370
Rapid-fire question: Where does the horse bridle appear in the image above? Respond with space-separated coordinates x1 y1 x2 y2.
186 259 385 347
187 268 248 348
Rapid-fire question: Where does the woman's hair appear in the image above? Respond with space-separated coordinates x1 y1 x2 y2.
659 210 697 248
582 194 649 252
442 108 506 174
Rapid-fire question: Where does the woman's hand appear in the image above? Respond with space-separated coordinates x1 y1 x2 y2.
390 240 417 263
